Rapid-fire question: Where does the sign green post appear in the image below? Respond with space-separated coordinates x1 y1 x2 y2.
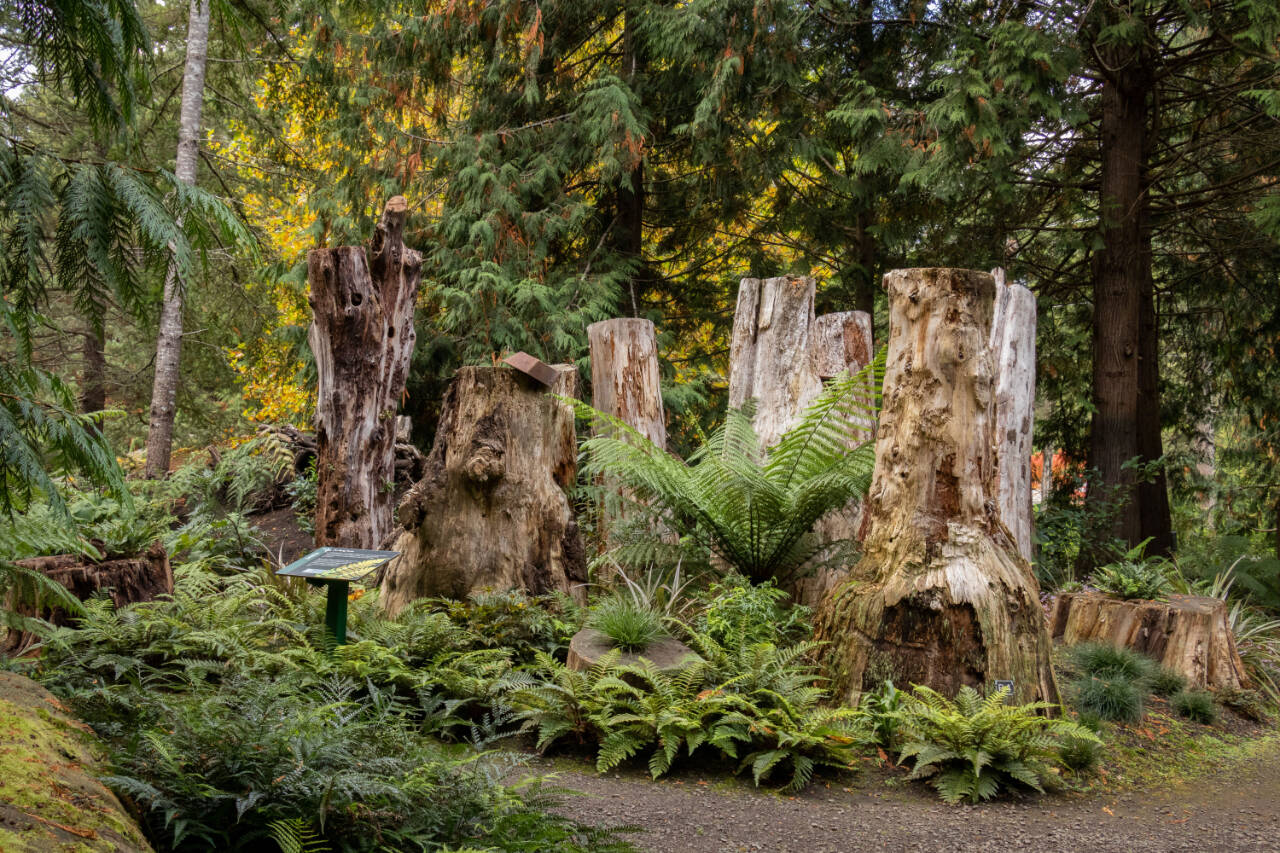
277 547 399 646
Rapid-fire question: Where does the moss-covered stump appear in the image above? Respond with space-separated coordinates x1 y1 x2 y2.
566 628 701 674
0 671 151 853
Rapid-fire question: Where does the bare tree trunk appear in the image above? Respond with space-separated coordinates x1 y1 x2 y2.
79 323 107 415
379 365 587 613
144 0 210 478
309 197 421 548
814 269 1057 706
988 268 1037 562
728 276 822 448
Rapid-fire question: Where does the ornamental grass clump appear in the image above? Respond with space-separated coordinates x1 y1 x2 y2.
1171 689 1218 725
1148 665 1188 698
1071 674 1145 723
895 685 1101 804
587 595 666 652
1070 642 1155 682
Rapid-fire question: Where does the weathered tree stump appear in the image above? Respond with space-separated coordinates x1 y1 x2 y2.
588 318 667 447
2 543 171 654
814 268 1058 706
308 196 421 549
378 365 587 614
988 268 1037 562
588 318 668 571
728 275 822 449
565 628 700 674
1049 592 1249 690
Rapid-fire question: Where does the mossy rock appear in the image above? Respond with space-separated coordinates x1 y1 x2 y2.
0 671 151 852
565 628 701 674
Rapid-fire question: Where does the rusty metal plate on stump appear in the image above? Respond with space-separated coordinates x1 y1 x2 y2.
503 351 559 387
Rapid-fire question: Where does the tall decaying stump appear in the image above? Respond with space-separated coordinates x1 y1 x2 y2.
814 268 1058 705
728 275 873 605
378 365 587 614
308 196 421 549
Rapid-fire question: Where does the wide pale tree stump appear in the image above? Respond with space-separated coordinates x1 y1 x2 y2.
379 365 587 614
988 268 1037 562
814 268 1058 706
309 196 421 549
587 318 668 573
1049 592 1249 690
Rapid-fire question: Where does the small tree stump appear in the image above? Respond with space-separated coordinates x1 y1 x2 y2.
1049 592 1249 690
2 543 171 654
814 268 1058 705
309 196 421 549
378 365 587 614
988 268 1037 562
565 628 700 675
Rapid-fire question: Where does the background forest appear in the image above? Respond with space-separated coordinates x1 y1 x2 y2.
3 0 1280 850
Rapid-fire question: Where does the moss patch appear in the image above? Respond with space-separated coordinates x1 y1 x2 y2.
0 671 150 853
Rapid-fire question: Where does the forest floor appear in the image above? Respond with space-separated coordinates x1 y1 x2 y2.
253 514 1280 852
526 739 1280 852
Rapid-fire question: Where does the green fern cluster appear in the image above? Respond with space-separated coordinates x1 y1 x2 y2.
159 432 296 514
31 563 633 852
895 686 1101 804
503 632 866 792
567 350 885 584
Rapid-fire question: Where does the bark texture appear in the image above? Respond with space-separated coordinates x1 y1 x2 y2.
988 269 1037 562
588 318 666 447
793 310 875 607
1088 31 1173 556
813 268 1057 706
144 0 210 478
728 276 822 449
309 197 421 549
1050 592 1249 690
2 544 171 654
379 365 587 614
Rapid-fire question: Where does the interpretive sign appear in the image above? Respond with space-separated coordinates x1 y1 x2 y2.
276 547 400 645
277 547 400 583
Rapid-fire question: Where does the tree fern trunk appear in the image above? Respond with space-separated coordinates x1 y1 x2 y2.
144 0 210 478
814 268 1058 706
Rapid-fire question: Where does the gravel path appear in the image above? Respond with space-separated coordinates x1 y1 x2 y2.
533 748 1280 852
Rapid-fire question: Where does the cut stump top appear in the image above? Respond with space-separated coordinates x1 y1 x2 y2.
566 628 701 674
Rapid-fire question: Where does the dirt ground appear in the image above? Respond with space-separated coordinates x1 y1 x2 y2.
526 742 1280 852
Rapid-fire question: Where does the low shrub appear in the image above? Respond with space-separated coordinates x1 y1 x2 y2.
587 595 666 651
436 588 582 662
895 686 1101 804
1071 674 1145 723
1148 666 1187 698
696 574 812 647
1217 687 1270 722
1171 689 1218 725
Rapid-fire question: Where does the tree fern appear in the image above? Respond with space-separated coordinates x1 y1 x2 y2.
567 348 886 584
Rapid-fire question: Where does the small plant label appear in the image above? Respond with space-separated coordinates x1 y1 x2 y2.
994 679 1015 698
